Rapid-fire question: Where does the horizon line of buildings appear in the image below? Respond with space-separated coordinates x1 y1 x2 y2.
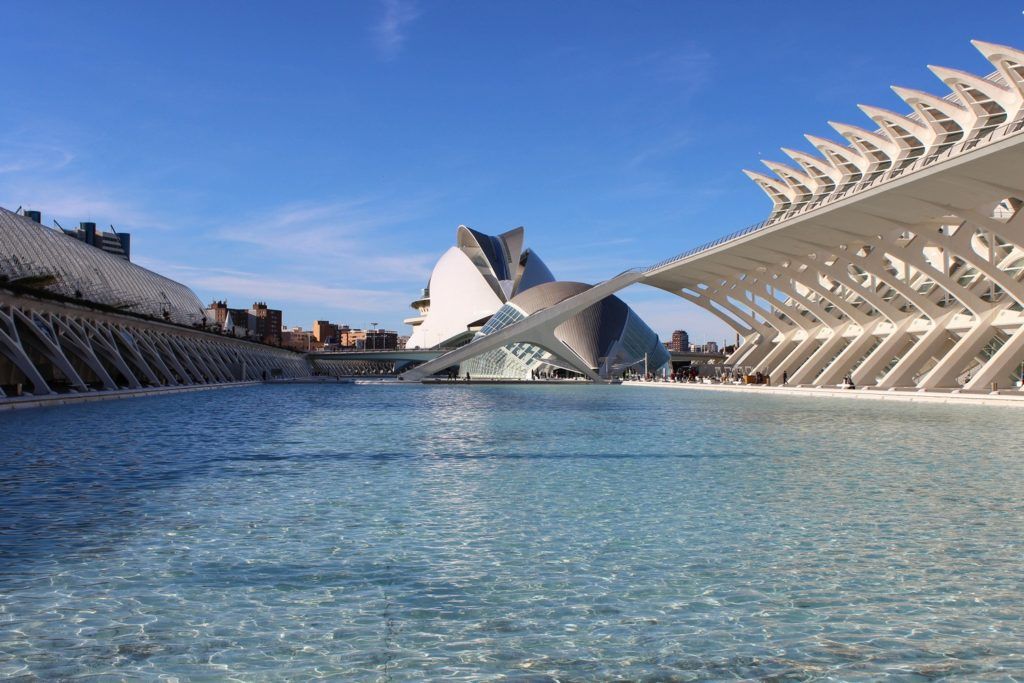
203 301 405 352
20 208 718 357
665 329 733 355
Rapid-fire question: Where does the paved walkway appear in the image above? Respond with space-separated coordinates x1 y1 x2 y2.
623 380 1024 407
0 381 260 411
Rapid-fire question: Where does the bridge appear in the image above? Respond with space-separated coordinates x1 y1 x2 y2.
669 351 727 365
308 349 446 363
401 41 1024 394
306 348 724 378
305 348 446 377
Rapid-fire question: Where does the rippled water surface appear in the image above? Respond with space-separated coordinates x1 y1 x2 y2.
2 384 1023 680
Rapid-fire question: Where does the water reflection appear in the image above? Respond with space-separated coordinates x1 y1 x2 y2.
0 384 1022 680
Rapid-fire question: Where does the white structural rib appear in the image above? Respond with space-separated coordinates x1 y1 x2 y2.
972 40 1024 96
742 170 795 217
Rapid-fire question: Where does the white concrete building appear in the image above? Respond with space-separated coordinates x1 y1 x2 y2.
405 225 554 349
404 225 668 379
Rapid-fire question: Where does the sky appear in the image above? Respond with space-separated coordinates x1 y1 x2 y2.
2 1 1023 344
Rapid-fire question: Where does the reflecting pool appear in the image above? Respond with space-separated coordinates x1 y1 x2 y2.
1 384 1023 680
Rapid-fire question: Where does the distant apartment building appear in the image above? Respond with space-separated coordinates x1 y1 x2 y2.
250 302 282 346
21 211 132 260
669 330 689 353
205 300 250 337
364 329 398 350
691 341 719 354
299 322 401 350
206 300 231 329
62 220 131 261
397 335 410 350
282 326 314 351
313 320 339 345
205 300 283 346
339 326 363 348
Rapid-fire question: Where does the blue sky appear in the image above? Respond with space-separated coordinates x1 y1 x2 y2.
2 2 1022 343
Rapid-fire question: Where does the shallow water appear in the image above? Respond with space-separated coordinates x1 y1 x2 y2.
1 383 1023 680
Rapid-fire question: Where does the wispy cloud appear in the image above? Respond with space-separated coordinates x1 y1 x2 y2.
373 0 420 60
625 131 693 170
0 141 74 175
214 197 438 283
0 178 169 230
135 258 412 313
0 134 174 231
632 44 713 93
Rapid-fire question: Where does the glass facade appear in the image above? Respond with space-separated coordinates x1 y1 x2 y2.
601 309 670 376
461 296 669 380
465 227 511 281
461 304 556 378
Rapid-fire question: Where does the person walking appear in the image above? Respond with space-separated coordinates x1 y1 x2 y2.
782 370 788 386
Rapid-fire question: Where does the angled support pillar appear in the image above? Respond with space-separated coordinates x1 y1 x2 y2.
786 322 855 385
51 315 118 390
850 316 922 387
677 289 778 370
755 327 822 377
963 323 1024 391
0 305 53 395
191 342 230 383
82 321 142 389
15 309 89 392
133 332 179 385
166 336 209 383
750 329 801 376
874 311 961 389
153 335 195 384
209 345 239 380
816 320 890 387
725 333 765 366
916 307 1004 389
110 326 161 386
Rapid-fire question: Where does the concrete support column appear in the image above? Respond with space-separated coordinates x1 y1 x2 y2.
816 321 886 386
750 330 800 376
787 323 854 385
110 326 162 386
850 316 921 386
153 335 194 384
757 328 824 378
15 309 89 392
85 322 142 389
726 333 765 367
917 308 1004 389
133 332 179 385
0 305 54 395
875 313 961 389
964 323 1024 390
51 316 119 390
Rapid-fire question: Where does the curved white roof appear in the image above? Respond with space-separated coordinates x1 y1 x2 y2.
406 246 504 349
0 207 206 325
407 225 556 349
